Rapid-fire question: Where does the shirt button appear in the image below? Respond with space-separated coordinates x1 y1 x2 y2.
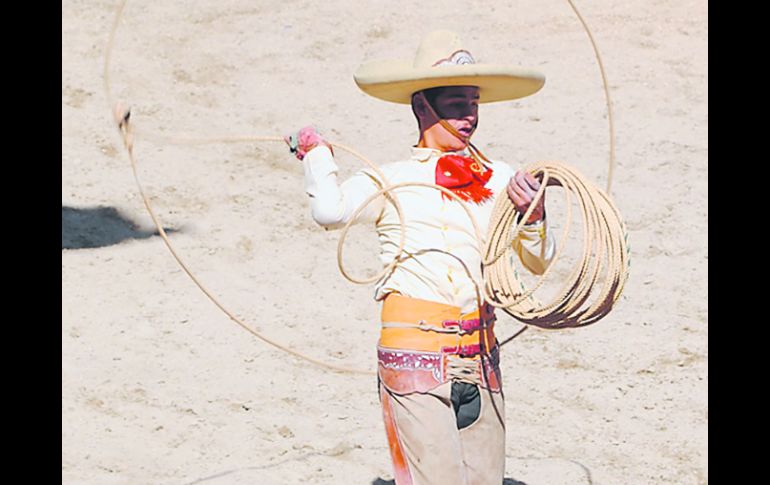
442 225 448 231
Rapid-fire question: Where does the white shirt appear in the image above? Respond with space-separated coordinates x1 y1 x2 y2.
302 145 555 313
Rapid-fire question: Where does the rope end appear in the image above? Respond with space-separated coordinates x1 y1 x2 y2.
113 102 131 129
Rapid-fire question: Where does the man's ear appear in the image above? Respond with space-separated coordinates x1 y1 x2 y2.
411 91 430 132
412 91 428 117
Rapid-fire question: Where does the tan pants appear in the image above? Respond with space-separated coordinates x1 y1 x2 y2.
379 380 506 485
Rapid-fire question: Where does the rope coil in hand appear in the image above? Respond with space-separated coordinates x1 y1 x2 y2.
482 161 629 329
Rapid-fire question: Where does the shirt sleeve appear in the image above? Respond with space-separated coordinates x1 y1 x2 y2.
301 145 385 230
514 217 556 275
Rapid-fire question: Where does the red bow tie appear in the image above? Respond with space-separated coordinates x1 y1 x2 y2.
435 154 494 204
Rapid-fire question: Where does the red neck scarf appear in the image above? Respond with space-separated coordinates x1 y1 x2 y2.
435 154 494 204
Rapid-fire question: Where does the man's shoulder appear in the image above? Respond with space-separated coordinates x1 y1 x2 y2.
361 158 415 178
382 158 417 171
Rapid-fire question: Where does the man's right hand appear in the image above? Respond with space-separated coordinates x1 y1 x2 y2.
284 125 332 161
507 171 545 224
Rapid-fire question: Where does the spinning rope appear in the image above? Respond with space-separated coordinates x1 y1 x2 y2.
104 0 629 376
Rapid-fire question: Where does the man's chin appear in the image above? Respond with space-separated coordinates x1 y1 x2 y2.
454 136 472 149
448 143 469 153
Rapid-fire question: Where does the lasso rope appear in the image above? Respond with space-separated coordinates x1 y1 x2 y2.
103 0 627 376
109 110 373 375
566 0 616 194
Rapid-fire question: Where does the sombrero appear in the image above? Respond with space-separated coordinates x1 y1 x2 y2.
353 30 545 105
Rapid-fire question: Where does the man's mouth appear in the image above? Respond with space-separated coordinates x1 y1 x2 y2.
458 127 472 137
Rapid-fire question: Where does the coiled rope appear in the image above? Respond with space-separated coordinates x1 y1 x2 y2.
482 161 630 329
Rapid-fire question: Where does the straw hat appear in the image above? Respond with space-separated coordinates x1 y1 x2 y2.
353 30 545 104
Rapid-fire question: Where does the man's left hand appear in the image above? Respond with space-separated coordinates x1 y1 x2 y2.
506 171 545 224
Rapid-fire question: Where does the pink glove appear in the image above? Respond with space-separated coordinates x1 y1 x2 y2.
284 125 333 161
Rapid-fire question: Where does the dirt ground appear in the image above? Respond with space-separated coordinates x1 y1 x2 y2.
62 1 708 483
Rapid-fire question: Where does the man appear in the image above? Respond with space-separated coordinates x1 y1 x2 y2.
286 30 555 485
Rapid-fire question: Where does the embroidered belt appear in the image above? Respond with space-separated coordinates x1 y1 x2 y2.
377 293 501 393
377 345 501 393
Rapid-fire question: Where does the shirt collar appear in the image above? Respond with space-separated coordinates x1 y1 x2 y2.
410 146 471 163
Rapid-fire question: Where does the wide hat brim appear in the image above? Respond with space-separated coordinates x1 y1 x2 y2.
354 60 545 105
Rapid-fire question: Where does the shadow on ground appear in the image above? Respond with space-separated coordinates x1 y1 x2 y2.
62 205 177 249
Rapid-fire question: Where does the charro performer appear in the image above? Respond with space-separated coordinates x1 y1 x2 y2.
286 30 556 485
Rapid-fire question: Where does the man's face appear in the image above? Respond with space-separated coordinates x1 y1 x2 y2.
429 86 480 138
